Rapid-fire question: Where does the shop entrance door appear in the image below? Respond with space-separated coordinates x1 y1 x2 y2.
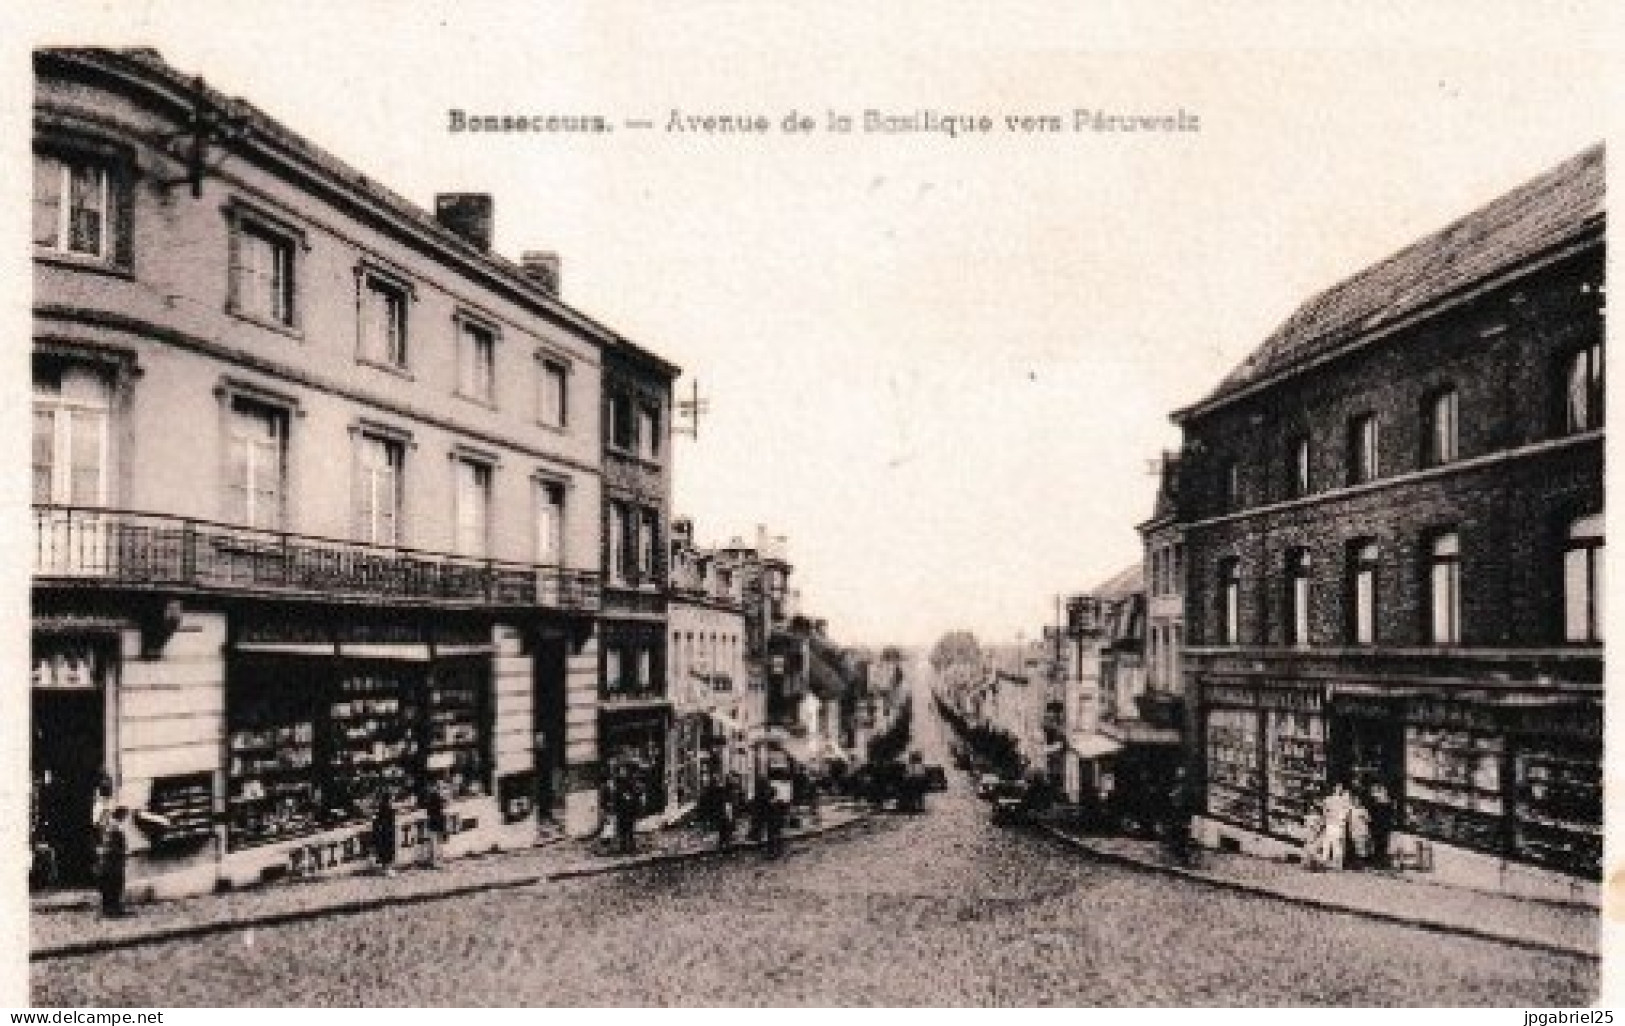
32 689 105 887
1329 710 1405 798
533 636 568 821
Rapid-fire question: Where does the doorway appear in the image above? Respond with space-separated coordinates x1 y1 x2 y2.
32 688 106 888
533 635 569 821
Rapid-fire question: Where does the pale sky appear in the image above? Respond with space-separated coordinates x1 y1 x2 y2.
10 1 1616 648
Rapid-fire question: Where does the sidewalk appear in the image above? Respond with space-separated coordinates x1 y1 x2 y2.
31 805 871 961
1037 819 1599 960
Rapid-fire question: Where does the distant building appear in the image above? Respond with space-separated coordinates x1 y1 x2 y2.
667 517 751 806
1174 145 1603 901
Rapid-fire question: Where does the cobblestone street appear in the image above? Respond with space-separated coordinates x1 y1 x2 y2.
32 689 1598 1007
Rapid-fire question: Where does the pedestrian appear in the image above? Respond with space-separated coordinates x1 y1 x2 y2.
420 780 449 869
707 772 739 851
1348 788 1373 868
1162 770 1195 866
1300 799 1327 870
749 772 771 841
612 764 640 855
764 771 793 857
372 790 398 876
1367 781 1396 869
1318 781 1353 870
97 806 130 917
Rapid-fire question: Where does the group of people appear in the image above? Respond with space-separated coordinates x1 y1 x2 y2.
695 766 805 857
367 779 453 877
1301 779 1395 870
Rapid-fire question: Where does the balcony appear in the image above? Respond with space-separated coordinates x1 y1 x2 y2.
32 504 601 612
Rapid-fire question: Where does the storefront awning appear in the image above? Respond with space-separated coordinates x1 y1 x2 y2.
1067 733 1123 761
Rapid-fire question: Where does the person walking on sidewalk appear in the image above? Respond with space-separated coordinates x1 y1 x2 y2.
420 780 449 869
611 764 641 856
1318 781 1353 870
1367 781 1396 869
97 807 130 917
372 789 398 876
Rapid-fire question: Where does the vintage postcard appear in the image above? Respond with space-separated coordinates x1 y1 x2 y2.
5 0 1618 1010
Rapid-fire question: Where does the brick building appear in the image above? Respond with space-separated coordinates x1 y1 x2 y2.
1174 145 1604 900
29 49 659 897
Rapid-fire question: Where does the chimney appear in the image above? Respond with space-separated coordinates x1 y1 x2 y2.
521 251 562 296
434 193 493 252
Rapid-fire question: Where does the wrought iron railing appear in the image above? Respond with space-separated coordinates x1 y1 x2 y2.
32 504 601 611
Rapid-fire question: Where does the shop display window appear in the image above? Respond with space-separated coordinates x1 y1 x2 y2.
227 657 491 850
1205 708 1262 829
1511 740 1601 876
1403 725 1505 853
1265 710 1326 840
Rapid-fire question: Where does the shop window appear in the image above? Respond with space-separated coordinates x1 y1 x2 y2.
1285 549 1312 648
1427 532 1461 645
1423 387 1459 466
34 150 128 264
358 272 410 370
1349 413 1379 484
227 397 288 530
539 357 569 429
32 362 111 507
225 657 492 851
1563 513 1604 643
1265 708 1326 840
1350 541 1379 645
1288 435 1310 498
1563 342 1604 433
1511 738 1602 876
356 433 404 546
1205 707 1263 829
456 316 497 404
453 456 492 557
1404 725 1504 853
1218 558 1240 645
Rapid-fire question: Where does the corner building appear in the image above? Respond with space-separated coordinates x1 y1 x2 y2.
1174 145 1604 902
29 48 656 898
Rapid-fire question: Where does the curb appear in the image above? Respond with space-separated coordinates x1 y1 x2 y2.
32 814 873 962
1035 824 1598 962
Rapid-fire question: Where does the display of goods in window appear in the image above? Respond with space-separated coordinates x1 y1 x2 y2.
1205 708 1262 828
146 773 216 847
1511 742 1602 875
1265 710 1325 840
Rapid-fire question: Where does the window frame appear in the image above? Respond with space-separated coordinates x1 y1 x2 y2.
1285 548 1312 648
454 313 500 407
1563 513 1604 644
535 476 567 567
224 199 307 334
32 361 114 508
1350 540 1379 646
225 395 291 531
1423 387 1459 467
1564 342 1605 434
355 428 407 547
451 451 495 558
1349 413 1379 484
1218 557 1241 646
537 353 571 430
355 265 415 373
1288 434 1311 498
1426 531 1462 646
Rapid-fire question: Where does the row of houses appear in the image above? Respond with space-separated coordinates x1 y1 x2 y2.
28 47 854 900
1036 144 1604 903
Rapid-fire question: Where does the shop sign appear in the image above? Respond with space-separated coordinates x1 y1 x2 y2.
1258 687 1323 713
287 814 470 878
1409 699 1498 732
1332 695 1395 720
238 620 333 647
1204 682 1255 708
1504 703 1602 740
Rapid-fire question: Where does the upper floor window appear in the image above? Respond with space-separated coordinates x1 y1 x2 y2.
1427 532 1461 645
608 395 635 451
638 405 661 462
453 456 492 557
1221 460 1240 510
1285 549 1312 648
356 433 403 546
32 363 111 507
539 358 569 429
1423 388 1459 466
1349 413 1379 484
638 508 660 577
1564 513 1604 643
536 479 566 565
1171 543 1184 596
227 397 288 529
1565 342 1604 433
34 152 122 262
1218 558 1241 645
1350 541 1378 645
457 318 497 404
1287 435 1310 498
358 273 410 370
608 501 635 582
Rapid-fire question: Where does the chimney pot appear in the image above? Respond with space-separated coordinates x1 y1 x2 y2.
434 193 494 252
